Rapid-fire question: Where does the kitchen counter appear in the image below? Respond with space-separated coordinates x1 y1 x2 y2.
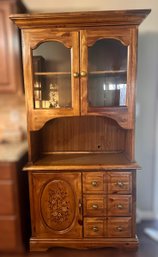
0 141 28 162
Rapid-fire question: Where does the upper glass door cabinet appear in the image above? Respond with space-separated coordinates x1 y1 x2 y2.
80 29 134 128
22 30 79 130
22 28 135 130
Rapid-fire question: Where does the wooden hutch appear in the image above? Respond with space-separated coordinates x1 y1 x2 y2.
11 9 150 251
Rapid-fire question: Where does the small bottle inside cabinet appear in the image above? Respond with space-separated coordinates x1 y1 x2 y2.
11 9 151 251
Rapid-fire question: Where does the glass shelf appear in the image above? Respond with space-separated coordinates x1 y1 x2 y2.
89 70 127 75
34 72 71 76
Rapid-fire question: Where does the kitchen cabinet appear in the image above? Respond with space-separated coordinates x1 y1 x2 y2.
0 0 26 93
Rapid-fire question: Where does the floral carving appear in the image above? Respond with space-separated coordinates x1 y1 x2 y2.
48 182 70 224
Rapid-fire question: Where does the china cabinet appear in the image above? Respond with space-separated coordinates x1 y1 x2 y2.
11 9 150 251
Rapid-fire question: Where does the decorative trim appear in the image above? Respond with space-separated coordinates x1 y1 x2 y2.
10 9 151 29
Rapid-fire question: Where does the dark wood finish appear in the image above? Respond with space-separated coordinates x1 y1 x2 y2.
0 0 26 93
10 10 150 251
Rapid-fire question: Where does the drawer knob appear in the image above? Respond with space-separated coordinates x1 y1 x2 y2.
92 204 98 209
117 204 124 209
73 72 79 78
81 71 87 77
117 226 123 232
91 180 98 187
92 226 99 232
116 181 124 188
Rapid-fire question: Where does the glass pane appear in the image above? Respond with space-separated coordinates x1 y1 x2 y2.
32 42 71 109
88 39 127 107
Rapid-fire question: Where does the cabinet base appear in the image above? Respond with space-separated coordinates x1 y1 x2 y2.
29 236 139 252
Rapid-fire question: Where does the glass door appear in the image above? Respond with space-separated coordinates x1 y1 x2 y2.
80 30 129 116
33 41 72 109
88 39 127 108
23 30 80 130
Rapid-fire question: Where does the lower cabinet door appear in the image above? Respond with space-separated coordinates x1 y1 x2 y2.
30 172 82 238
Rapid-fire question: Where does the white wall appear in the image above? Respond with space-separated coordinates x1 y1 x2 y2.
22 0 158 219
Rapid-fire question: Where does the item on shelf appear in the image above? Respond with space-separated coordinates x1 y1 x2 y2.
49 83 59 108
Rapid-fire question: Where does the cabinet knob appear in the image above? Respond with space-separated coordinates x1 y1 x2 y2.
117 226 123 232
117 204 124 209
92 226 99 232
92 204 98 209
79 202 82 208
78 200 82 214
73 72 79 78
91 180 98 187
80 71 87 77
116 181 124 188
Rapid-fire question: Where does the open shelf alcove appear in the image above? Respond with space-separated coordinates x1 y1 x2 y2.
26 116 139 171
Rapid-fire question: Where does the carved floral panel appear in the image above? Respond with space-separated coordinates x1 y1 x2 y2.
41 179 76 232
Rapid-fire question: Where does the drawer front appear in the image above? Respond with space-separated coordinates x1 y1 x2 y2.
0 217 17 251
83 172 105 193
0 181 15 214
108 195 132 216
83 195 106 216
84 218 105 237
107 217 132 237
0 164 14 180
108 172 132 194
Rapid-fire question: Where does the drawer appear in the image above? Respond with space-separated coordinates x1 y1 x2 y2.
108 172 132 194
84 218 105 237
83 172 106 193
0 164 14 180
107 217 132 237
0 181 15 214
83 195 106 216
0 217 17 251
108 195 132 216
